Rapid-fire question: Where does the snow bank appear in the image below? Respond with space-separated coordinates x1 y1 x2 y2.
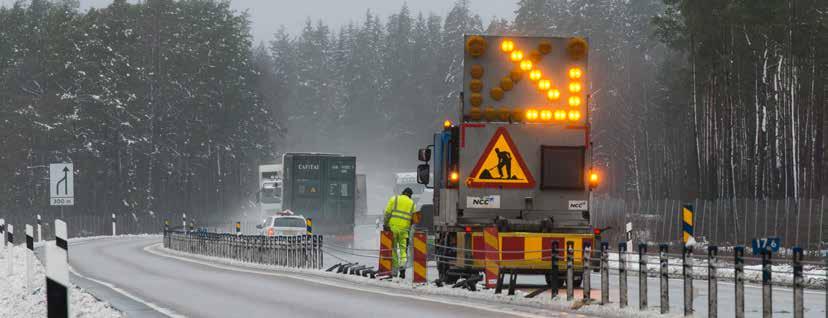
0 244 123 318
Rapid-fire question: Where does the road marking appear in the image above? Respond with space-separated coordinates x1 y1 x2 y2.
145 243 555 318
69 265 185 318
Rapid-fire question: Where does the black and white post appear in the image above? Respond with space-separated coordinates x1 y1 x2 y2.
182 213 187 232
111 213 116 236
37 214 42 242
6 224 13 275
0 218 5 248
26 224 34 293
46 220 69 318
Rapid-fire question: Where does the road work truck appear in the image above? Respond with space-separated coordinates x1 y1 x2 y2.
416 35 601 286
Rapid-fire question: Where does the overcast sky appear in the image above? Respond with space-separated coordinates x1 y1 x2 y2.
1 0 516 44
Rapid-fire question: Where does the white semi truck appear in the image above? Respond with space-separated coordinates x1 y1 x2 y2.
258 164 283 219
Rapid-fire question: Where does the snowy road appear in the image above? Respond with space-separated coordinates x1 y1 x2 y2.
68 236 591 318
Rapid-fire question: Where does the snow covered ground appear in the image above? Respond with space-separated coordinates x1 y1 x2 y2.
0 243 123 318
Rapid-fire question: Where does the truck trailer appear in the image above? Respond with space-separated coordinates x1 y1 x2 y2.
417 35 600 285
281 153 357 237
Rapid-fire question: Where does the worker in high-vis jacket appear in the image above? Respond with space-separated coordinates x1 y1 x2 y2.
383 187 416 278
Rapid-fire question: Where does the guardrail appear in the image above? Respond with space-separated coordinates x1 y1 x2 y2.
164 230 324 269
161 226 826 317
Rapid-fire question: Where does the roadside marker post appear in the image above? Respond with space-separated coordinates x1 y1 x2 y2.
659 244 669 314
682 205 694 244
600 242 609 305
761 248 772 318
638 243 647 310
683 245 694 316
46 220 69 318
734 246 745 318
708 246 718 318
26 224 33 293
7 224 13 275
550 241 560 298
235 222 241 236
618 242 627 308
792 247 804 318
0 219 5 248
37 215 42 242
182 213 187 232
111 213 116 236
306 218 312 235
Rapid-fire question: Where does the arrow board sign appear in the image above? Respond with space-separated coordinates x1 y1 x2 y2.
50 163 74 206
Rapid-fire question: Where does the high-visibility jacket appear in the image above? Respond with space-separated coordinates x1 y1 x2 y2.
384 195 415 229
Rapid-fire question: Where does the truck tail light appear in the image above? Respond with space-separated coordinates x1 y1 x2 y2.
267 228 274 236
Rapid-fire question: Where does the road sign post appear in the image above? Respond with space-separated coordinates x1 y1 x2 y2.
49 163 74 207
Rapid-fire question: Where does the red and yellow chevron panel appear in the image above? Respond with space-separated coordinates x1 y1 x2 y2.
455 231 594 270
412 232 427 284
378 230 393 276
483 227 499 288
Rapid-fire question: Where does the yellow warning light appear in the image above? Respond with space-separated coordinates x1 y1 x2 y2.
469 79 483 93
450 171 459 182
470 93 483 107
510 50 524 62
529 69 542 81
568 67 583 79
566 37 588 60
490 87 504 101
554 110 567 121
547 89 561 101
443 120 452 128
510 69 522 82
469 106 482 121
500 39 514 53
466 35 487 58
538 40 552 55
589 170 600 188
497 107 511 121
500 77 514 91
568 110 581 121
511 109 524 122
569 82 582 93
471 64 484 79
484 106 497 121
525 109 539 121
519 60 533 71
538 79 551 91
540 109 552 121
568 96 581 107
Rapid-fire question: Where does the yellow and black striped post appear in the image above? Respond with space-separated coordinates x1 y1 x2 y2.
306 218 312 235
682 204 694 244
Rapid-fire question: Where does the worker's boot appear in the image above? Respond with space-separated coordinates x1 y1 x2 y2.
399 269 406 279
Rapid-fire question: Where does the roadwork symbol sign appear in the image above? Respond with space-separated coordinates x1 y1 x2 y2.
50 163 74 206
467 127 535 188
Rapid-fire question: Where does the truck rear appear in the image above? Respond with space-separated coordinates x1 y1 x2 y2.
417 35 600 285
281 153 356 238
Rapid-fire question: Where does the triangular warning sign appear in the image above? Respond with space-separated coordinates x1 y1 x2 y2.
467 127 535 188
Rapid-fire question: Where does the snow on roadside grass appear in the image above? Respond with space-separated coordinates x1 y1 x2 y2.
158 244 681 318
603 252 826 288
0 244 123 318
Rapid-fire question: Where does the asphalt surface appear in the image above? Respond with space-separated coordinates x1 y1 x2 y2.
67 237 582 318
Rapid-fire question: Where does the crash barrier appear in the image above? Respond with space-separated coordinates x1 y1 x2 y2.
317 230 827 317
164 230 324 270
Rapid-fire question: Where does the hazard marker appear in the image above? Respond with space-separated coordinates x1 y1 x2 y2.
412 232 427 284
467 127 535 188
377 230 393 278
483 227 500 288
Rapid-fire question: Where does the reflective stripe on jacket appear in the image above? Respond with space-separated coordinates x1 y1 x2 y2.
384 195 415 228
